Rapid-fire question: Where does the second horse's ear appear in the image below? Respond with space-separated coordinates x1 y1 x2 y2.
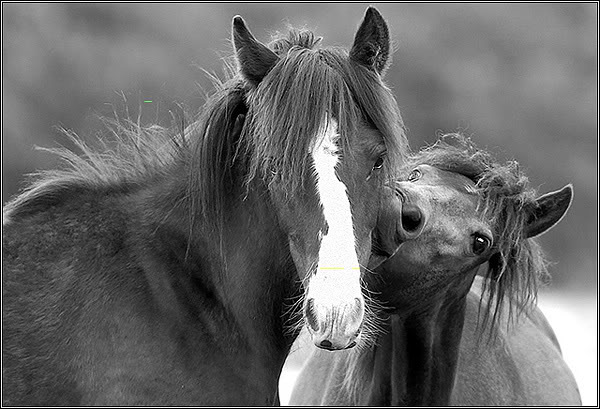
232 16 279 86
525 184 573 238
349 7 391 75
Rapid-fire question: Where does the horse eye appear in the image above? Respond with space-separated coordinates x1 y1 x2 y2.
472 234 491 255
407 168 421 182
372 156 385 170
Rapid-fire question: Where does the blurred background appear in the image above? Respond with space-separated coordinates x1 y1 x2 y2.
2 3 597 405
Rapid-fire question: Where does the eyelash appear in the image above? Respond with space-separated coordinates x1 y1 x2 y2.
373 156 384 170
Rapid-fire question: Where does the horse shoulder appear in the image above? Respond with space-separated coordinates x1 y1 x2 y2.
503 303 581 404
3 181 266 405
452 284 581 405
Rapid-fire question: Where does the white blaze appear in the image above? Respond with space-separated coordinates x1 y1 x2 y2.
309 118 361 303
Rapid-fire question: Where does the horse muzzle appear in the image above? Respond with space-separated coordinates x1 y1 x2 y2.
369 184 426 269
303 289 364 350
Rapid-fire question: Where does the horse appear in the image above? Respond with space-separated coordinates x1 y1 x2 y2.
2 7 409 405
289 135 581 406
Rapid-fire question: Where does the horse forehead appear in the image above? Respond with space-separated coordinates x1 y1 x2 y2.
425 166 476 191
417 166 473 194
420 166 479 211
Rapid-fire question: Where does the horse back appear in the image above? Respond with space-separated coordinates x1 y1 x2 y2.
452 279 581 405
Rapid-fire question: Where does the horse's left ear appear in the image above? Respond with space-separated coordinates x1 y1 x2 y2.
232 16 279 86
525 184 573 238
349 7 391 75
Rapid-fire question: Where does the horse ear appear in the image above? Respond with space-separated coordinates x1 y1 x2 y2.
349 7 391 75
525 184 573 238
231 113 245 138
232 16 279 86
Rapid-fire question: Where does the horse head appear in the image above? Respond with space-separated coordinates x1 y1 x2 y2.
372 136 573 320
231 7 407 350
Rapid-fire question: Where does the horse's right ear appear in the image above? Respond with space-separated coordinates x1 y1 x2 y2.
232 16 279 86
349 7 391 75
525 184 573 238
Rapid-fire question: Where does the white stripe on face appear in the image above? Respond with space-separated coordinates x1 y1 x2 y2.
309 118 361 301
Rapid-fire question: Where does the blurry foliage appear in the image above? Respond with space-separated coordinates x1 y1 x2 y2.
2 3 597 289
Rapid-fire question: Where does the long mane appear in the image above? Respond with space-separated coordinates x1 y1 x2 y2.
2 113 188 222
406 133 550 332
4 26 408 249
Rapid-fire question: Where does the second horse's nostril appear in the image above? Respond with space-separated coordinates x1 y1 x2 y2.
401 205 422 232
305 299 320 332
320 340 333 349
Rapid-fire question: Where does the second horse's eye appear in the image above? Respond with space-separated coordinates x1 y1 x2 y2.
407 168 421 182
373 156 385 170
472 234 491 255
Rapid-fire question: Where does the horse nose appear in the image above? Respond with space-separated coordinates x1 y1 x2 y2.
400 204 424 238
313 337 358 351
304 297 363 350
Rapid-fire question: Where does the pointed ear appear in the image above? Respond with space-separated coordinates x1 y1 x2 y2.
525 184 573 238
232 16 279 86
231 113 245 137
349 7 391 75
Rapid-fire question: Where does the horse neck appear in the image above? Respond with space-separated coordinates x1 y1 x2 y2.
135 166 301 395
363 281 473 406
217 179 301 353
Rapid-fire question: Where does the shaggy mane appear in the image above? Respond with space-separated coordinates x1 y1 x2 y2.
2 114 187 222
4 25 408 246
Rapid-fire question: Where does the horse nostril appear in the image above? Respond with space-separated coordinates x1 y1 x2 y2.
320 340 333 349
401 205 423 232
305 298 320 332
353 297 362 314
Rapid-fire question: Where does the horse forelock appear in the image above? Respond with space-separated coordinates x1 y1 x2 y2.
243 33 407 195
268 27 322 57
407 134 549 333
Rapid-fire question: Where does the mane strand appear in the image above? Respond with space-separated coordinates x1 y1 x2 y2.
3 116 184 223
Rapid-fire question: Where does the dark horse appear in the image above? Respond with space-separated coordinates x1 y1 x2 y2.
2 8 408 405
290 135 581 406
